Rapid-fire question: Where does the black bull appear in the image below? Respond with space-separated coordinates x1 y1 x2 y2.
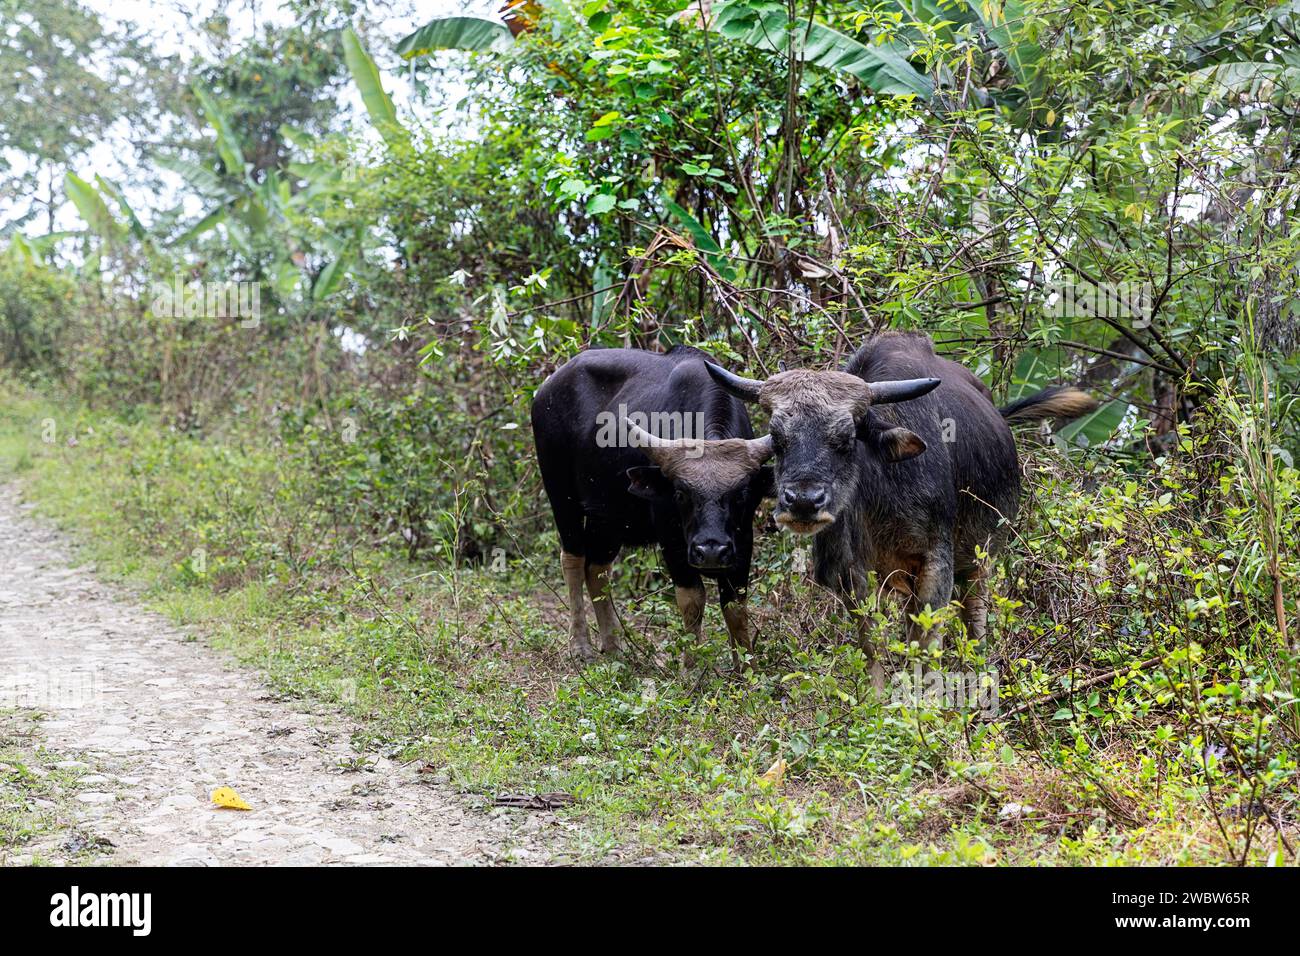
531 346 774 661
706 331 1097 649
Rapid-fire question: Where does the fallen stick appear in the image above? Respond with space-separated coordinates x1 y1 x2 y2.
1002 656 1163 718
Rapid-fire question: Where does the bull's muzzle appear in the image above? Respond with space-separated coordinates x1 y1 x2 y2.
688 538 735 570
775 484 834 535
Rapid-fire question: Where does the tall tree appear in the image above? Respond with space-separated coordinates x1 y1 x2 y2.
0 0 152 232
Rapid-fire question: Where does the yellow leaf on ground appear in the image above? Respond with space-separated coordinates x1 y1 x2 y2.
212 786 252 811
760 758 787 787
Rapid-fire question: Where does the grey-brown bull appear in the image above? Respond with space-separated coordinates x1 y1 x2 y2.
706 331 1096 654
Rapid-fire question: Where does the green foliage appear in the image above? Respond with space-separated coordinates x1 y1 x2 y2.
0 257 81 377
396 16 512 57
191 18 348 177
291 374 541 562
713 0 934 98
3 0 1300 864
0 0 154 230
62 172 121 244
2 389 1296 863
341 26 405 147
192 81 248 177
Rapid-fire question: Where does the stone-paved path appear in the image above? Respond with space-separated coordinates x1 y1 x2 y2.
0 487 563 866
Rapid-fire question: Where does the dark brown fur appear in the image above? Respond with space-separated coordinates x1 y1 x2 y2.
717 331 1097 650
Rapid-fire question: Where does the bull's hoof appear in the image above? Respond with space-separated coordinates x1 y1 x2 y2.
598 635 625 656
569 640 597 662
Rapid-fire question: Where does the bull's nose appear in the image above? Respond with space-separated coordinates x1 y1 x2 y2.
689 540 734 568
780 485 828 514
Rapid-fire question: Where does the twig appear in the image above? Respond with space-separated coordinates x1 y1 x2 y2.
1002 656 1162 717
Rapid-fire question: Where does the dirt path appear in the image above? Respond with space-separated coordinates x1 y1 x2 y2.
0 488 566 866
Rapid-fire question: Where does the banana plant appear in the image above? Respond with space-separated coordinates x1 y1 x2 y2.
60 171 135 275
1178 2 1300 107
342 26 408 149
712 0 934 99
968 1 1042 93
1184 1 1300 70
395 0 540 58
397 0 936 99
63 172 123 245
2 230 79 265
192 82 247 178
156 79 362 303
392 0 1055 109
395 16 512 58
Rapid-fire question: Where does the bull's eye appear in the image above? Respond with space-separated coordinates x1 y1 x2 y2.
829 421 855 451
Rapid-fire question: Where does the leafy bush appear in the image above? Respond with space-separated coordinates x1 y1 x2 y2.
0 256 81 379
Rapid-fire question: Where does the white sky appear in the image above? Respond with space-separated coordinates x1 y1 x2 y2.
6 0 500 234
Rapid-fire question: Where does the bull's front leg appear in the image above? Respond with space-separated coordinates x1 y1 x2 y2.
956 567 989 643
906 544 955 652
673 580 706 641
561 551 593 660
718 573 752 667
584 560 623 654
843 568 888 692
663 553 706 668
813 527 883 686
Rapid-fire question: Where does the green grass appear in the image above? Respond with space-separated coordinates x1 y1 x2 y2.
0 382 1294 865
0 710 116 865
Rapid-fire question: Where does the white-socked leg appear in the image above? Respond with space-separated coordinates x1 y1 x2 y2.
675 584 706 667
906 548 954 653
561 551 593 660
675 584 706 638
722 602 749 650
585 562 622 654
959 571 989 643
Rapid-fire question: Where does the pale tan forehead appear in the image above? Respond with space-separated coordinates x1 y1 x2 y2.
659 439 762 491
760 370 869 417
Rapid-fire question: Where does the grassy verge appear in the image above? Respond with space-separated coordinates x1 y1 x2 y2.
0 710 116 865
1 382 1295 865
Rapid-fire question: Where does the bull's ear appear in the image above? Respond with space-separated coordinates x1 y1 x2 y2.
627 466 672 500
752 465 776 500
873 427 927 463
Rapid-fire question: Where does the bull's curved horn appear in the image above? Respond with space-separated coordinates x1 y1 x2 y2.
866 377 941 405
624 418 686 466
748 434 775 464
704 362 763 403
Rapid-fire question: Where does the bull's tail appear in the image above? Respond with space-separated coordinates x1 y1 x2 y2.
1000 386 1098 423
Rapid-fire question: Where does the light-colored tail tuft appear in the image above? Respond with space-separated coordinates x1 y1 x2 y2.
1000 386 1099 423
